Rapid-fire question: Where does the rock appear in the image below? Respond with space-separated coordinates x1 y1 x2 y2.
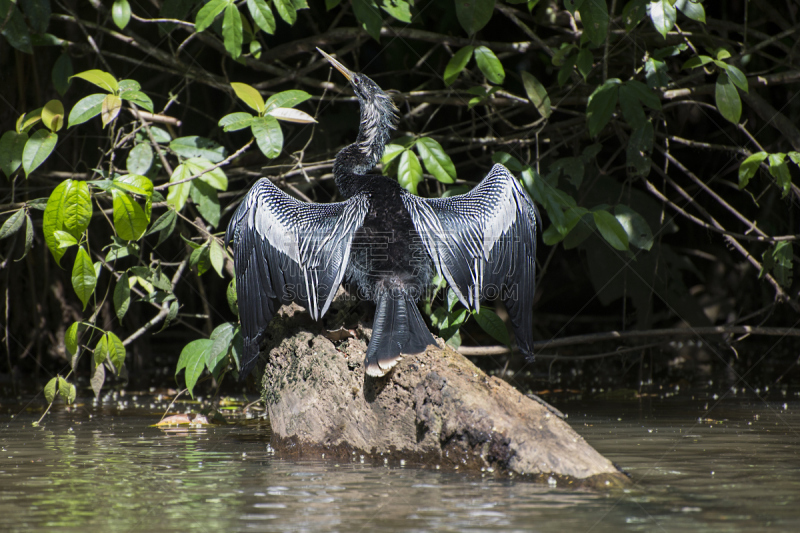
258 306 629 487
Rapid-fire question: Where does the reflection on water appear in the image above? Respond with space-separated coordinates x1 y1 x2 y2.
1 393 799 532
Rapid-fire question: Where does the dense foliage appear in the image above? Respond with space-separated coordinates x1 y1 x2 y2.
1 0 798 405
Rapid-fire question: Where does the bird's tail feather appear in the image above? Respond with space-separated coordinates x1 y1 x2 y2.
365 290 435 377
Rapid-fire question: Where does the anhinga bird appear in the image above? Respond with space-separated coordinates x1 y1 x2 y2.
226 49 539 380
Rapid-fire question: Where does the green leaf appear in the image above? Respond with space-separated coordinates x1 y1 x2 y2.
248 0 276 34
22 213 33 259
579 0 609 46
208 322 235 377
230 82 265 114
649 0 677 38
219 112 254 132
675 0 705 23
118 79 141 93
381 143 405 170
274 0 298 24
170 136 227 163
645 58 670 88
101 94 122 127
0 210 25 240
586 79 621 137
473 307 510 346
351 0 382 41
112 190 148 240
768 154 792 198
96 332 126 373
738 151 767 189
227 279 239 316
725 65 748 93
190 180 221 227
148 209 177 248
576 48 593 80
614 204 653 251
416 137 456 183
625 79 662 110
62 180 91 238
222 3 243 59
380 0 411 22
771 242 793 288
593 209 629 250
195 0 227 32
177 339 214 397
68 93 106 127
455 0 495 36
112 0 131 29
473 46 505 84
119 90 155 113
71 69 118 93
127 143 154 175
444 45 474 86
65 321 82 356
72 246 97 310
57 377 75 404
114 271 131 323
265 90 312 112
54 230 78 249
184 157 228 190
43 180 70 265
715 72 741 124
210 238 226 277
251 115 284 158
398 150 422 194
0 130 27 178
0 2 33 54
17 108 42 134
167 164 192 211
42 99 65 132
44 377 57 403
619 85 646 129
22 0 52 33
22 129 58 177
622 0 648 30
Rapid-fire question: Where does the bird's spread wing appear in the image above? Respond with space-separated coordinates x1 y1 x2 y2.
402 163 539 354
226 178 369 377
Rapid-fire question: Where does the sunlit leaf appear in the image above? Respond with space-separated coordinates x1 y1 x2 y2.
112 0 131 29
222 3 243 59
267 107 317 123
251 115 283 158
195 0 227 32
231 82 265 114
248 0 276 34
351 0 382 41
22 129 58 177
649 0 677 39
176 339 214 397
738 151 767 189
44 377 57 403
444 45 474 86
614 204 653 251
474 46 505 84
593 209 629 250
166 164 192 211
218 112 254 132
416 137 456 183
127 143 154 175
715 72 741 124
184 157 228 191
398 149 422 194
112 189 148 240
114 271 131 322
71 69 119 93
68 93 106 127
72 246 97 310
101 94 122 127
41 99 64 132
119 90 155 113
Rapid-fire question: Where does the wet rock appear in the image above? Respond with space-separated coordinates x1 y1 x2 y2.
258 307 629 487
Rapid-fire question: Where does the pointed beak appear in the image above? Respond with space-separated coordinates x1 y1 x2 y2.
317 47 354 82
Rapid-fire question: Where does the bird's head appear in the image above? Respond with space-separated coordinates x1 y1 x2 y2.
318 48 398 160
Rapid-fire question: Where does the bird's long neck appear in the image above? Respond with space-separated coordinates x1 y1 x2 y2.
333 94 395 198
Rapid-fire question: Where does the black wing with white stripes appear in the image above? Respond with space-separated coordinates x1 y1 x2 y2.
226 178 369 378
402 164 539 356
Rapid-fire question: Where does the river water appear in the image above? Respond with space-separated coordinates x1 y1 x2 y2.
1 390 798 532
